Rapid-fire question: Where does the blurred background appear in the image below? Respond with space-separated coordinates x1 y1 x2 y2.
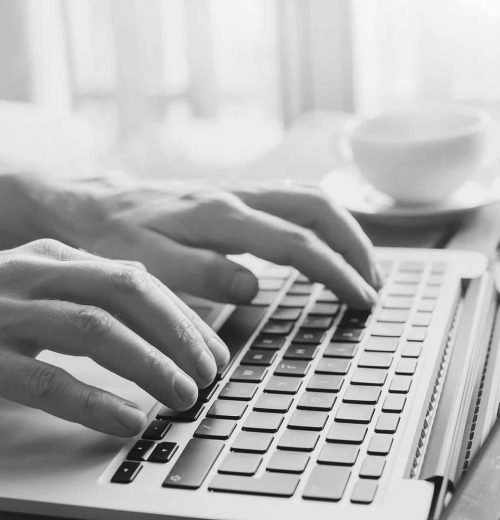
0 0 500 180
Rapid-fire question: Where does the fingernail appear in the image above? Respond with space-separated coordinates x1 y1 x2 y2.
195 349 217 386
208 337 230 369
115 402 147 434
364 284 378 306
230 271 258 302
174 371 198 405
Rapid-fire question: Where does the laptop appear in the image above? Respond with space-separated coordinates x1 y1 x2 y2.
0 247 497 520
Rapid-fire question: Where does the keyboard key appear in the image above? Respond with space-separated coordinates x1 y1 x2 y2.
243 412 283 433
309 303 340 316
401 341 422 358
230 365 268 383
351 368 387 386
351 480 378 504
315 358 351 375
383 296 414 310
293 329 326 344
303 466 350 501
365 336 398 353
275 360 310 377
253 394 293 413
209 473 299 497
267 451 309 473
368 434 393 455
407 327 427 342
317 289 339 303
393 272 421 284
148 442 178 463
371 322 405 337
295 273 310 283
218 452 262 476
217 305 269 376
343 385 381 404
383 394 406 413
418 300 436 312
427 274 444 286
396 358 417 375
261 320 294 335
278 430 319 451
231 432 273 453
208 400 247 420
400 261 425 273
388 284 418 296
359 456 386 478
318 443 359 465
288 410 328 431
389 375 412 393
431 262 446 274
301 316 334 330
157 402 205 422
265 376 302 394
259 278 284 291
272 307 302 321
377 309 409 323
111 461 142 484
336 404 374 424
241 350 277 366
163 439 224 489
262 266 291 278
422 287 440 299
339 310 371 328
298 392 336 411
197 381 220 403
284 343 319 360
127 440 154 461
194 419 236 440
219 382 257 401
323 342 358 358
331 328 364 343
307 374 344 393
327 423 367 444
251 334 286 350
252 291 278 306
413 312 432 327
281 295 310 307
288 282 314 295
358 352 393 369
375 414 400 433
142 420 171 440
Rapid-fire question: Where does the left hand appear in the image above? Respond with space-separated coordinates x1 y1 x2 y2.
10 175 381 308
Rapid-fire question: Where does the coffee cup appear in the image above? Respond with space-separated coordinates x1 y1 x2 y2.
348 106 490 206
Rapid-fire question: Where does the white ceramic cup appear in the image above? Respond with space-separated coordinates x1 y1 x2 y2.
348 106 490 205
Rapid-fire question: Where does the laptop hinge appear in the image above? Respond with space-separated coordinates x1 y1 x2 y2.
418 273 496 519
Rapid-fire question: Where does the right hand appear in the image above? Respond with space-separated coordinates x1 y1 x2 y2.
0 239 229 437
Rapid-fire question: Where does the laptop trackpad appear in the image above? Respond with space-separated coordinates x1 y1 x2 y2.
0 352 154 478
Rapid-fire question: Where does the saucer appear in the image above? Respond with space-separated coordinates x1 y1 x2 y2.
321 164 499 226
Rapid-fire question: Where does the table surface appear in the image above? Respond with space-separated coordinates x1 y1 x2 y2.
3 110 500 520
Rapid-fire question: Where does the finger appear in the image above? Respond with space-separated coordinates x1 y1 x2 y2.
0 349 147 437
150 203 377 308
2 300 199 410
34 260 222 386
235 187 382 289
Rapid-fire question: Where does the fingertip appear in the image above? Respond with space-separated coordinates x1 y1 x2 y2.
208 337 230 370
229 269 259 303
114 402 147 436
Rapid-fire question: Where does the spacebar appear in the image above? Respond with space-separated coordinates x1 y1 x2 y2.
209 474 299 497
163 439 224 489
216 305 268 378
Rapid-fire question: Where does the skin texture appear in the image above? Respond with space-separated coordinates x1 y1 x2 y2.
0 173 382 436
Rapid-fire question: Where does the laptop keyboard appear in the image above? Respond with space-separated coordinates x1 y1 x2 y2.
111 259 447 505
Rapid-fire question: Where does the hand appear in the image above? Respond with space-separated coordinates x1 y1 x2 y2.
0 239 228 437
12 176 381 308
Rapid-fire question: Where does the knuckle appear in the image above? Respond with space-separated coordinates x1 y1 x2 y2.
144 347 168 375
289 228 315 249
81 388 103 418
24 238 67 258
111 267 151 296
26 364 63 401
74 306 115 338
172 318 199 347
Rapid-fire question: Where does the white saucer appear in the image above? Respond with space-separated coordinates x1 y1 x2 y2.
321 164 499 226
